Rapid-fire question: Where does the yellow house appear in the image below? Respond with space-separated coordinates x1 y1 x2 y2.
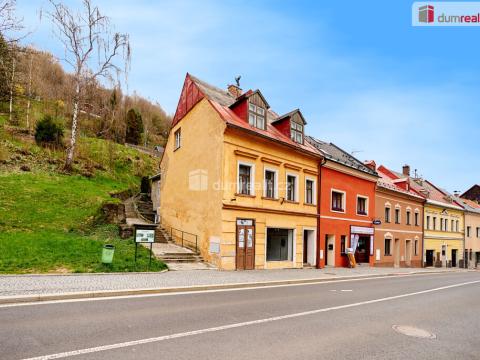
409 178 464 267
158 74 322 270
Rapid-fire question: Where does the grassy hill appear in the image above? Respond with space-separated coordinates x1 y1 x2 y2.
0 114 166 274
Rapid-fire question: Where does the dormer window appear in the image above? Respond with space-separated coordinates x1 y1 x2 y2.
248 103 265 130
290 121 303 143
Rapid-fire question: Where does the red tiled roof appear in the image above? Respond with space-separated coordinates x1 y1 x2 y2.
378 165 462 209
376 167 424 201
183 74 321 157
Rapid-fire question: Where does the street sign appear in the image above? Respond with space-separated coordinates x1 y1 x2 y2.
135 229 155 243
373 220 382 225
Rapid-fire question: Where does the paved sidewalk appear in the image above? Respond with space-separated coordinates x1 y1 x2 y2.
0 267 465 297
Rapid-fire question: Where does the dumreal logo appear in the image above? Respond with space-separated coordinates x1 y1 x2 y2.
413 2 480 26
418 5 434 23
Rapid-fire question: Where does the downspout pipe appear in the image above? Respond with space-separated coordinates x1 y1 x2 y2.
316 157 327 269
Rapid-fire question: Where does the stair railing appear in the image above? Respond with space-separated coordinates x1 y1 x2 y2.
170 227 198 253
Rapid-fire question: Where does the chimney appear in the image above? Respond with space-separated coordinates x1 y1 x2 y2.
227 84 242 98
402 164 410 177
363 160 376 171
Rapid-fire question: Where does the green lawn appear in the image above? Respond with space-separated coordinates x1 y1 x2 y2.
0 172 166 274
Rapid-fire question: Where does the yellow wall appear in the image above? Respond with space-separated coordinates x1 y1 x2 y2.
159 100 320 270
159 98 226 265
219 127 319 270
424 203 464 265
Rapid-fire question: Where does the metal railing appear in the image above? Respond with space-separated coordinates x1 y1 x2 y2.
170 227 199 253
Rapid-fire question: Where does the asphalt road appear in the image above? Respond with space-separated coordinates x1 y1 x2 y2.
1 272 479 360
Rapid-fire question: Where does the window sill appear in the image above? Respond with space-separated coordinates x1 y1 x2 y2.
331 208 345 213
304 203 316 207
356 212 368 216
284 200 299 204
173 146 181 152
235 193 256 198
262 196 279 201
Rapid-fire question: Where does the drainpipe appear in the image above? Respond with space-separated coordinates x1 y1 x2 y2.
316 157 327 269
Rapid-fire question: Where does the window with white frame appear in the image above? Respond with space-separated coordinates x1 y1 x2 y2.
174 128 181 150
456 220 459 232
290 121 304 144
406 210 411 225
426 216 430 229
331 190 345 212
238 162 254 195
415 211 419 226
264 169 277 199
451 219 455 232
414 239 418 255
467 226 471 237
385 206 391 223
305 178 315 205
357 196 368 215
248 103 266 130
286 174 297 202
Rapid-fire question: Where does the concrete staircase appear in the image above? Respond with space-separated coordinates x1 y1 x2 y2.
121 193 210 269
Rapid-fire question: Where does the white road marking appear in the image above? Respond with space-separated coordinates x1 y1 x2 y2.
341 289 353 292
0 272 451 309
20 279 480 360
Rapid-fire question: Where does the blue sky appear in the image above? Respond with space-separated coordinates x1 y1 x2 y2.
19 0 480 193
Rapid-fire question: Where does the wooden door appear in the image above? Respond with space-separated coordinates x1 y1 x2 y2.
236 219 255 270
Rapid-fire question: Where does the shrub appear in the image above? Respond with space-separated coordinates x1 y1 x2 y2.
34 115 64 147
125 108 143 145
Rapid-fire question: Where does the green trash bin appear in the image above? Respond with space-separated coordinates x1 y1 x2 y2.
102 244 115 264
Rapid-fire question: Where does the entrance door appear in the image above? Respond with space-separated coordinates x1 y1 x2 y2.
394 238 400 267
236 219 255 270
405 240 412 267
426 250 434 267
451 249 457 267
355 236 370 263
326 235 335 266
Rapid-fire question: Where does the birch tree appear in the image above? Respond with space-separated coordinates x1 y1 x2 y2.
48 0 130 170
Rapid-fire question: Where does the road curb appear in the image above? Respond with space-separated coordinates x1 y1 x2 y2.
0 270 459 305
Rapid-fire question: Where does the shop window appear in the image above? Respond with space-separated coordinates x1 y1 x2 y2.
266 228 293 261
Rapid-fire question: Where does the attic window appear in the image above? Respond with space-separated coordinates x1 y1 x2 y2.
290 121 303 143
248 103 265 130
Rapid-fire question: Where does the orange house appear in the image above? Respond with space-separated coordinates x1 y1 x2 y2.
307 137 378 267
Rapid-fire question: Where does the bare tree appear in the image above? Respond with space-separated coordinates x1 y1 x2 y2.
48 0 130 170
0 0 26 43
